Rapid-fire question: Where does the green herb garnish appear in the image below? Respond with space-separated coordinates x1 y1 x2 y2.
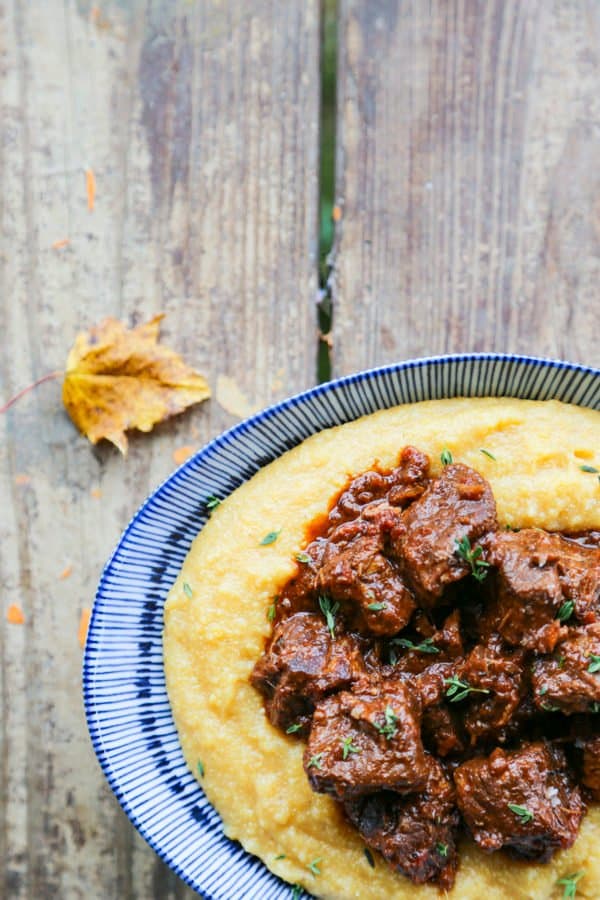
444 675 490 703
183 582 193 599
455 535 491 582
591 702 600 713
367 602 386 611
580 465 599 474
364 847 375 868
275 853 286 860
508 803 534 824
286 723 302 734
267 600 277 622
587 654 600 674
291 885 303 900
260 529 281 545
206 495 221 512
391 636 440 655
557 871 585 898
308 858 322 876
440 448 453 466
375 706 399 740
308 754 323 770
197 760 205 778
436 842 448 857
479 449 496 461
295 552 311 563
341 737 361 760
319 595 339 639
557 600 574 622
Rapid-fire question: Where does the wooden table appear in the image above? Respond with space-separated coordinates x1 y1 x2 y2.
1 2 598 897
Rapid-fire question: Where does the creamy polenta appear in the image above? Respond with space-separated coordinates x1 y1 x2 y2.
163 398 600 899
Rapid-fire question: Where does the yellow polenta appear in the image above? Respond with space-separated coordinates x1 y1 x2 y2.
163 398 600 899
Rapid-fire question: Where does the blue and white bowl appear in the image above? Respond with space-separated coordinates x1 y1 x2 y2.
84 354 600 899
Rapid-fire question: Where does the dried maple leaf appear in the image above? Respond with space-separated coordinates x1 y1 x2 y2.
62 314 210 454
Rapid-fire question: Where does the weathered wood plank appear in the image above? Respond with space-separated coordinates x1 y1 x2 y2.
0 1 319 897
333 0 600 373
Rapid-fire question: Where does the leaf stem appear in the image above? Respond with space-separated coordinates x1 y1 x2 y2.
0 370 62 414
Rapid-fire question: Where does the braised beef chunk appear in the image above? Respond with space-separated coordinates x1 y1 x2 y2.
250 613 364 734
390 611 464 674
531 624 600 715
304 678 429 797
276 540 327 618
392 464 497 605
456 635 529 746
319 527 415 637
582 736 600 798
486 529 600 653
422 705 465 758
344 759 459 889
328 446 430 528
455 742 584 861
251 448 600 889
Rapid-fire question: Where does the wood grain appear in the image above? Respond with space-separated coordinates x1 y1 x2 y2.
0 1 319 897
332 0 600 374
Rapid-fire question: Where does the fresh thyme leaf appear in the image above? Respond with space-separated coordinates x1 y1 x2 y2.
479 449 496 461
591 701 600 713
206 495 221 511
363 847 375 868
444 675 490 703
556 871 585 898
455 535 491 582
375 706 399 740
295 552 311 563
260 529 281 546
508 803 534 824
319 595 339 639
440 448 453 466
367 602 386 611
436 842 448 857
308 858 322 876
341 736 361 760
266 600 277 623
275 853 286 860
558 600 574 623
539 686 548 696
183 582 193 599
291 885 303 900
504 523 520 532
580 465 599 474
587 654 600 674
197 760 205 778
541 700 561 712
391 636 440 655
308 754 323 770
286 723 302 734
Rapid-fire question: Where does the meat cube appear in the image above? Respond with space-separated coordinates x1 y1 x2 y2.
532 624 600 714
582 736 600 799
456 635 528 746
304 678 428 798
276 539 327 617
344 759 460 889
250 613 365 734
486 529 600 653
389 610 464 673
454 742 584 861
327 446 430 527
318 530 415 637
392 464 497 605
422 705 465 758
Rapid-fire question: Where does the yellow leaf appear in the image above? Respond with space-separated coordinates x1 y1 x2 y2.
62 314 211 454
